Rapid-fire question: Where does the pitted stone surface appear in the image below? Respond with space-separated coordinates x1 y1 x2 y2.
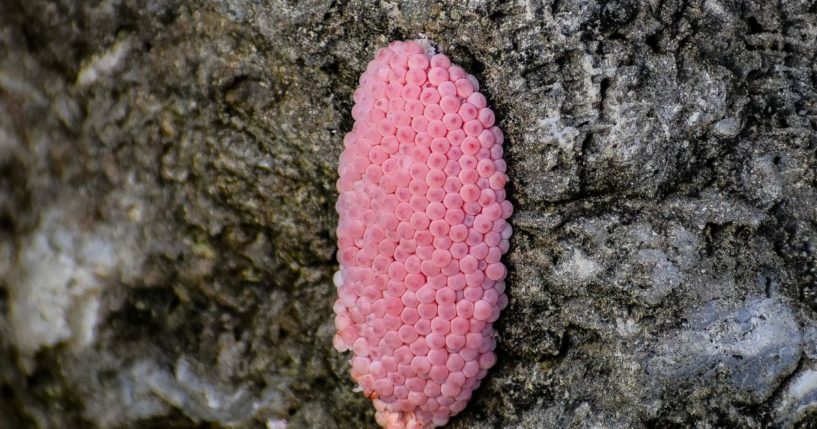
1 2 817 429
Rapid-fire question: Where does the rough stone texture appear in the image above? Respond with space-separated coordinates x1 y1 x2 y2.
1 1 816 428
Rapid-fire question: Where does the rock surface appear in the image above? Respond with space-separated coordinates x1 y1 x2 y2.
1 1 816 428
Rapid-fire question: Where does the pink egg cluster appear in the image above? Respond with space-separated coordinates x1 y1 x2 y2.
333 40 511 429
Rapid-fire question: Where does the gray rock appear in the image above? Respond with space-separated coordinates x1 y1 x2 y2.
774 363 817 429
648 298 802 403
1 0 817 428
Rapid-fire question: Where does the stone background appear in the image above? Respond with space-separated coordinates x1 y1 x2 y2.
1 0 817 428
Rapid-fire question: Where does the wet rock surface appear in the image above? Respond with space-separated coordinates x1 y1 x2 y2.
1 1 816 428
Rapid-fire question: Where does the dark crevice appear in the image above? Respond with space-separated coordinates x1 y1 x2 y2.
765 354 806 413
646 31 662 53
599 77 611 102
746 16 763 34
